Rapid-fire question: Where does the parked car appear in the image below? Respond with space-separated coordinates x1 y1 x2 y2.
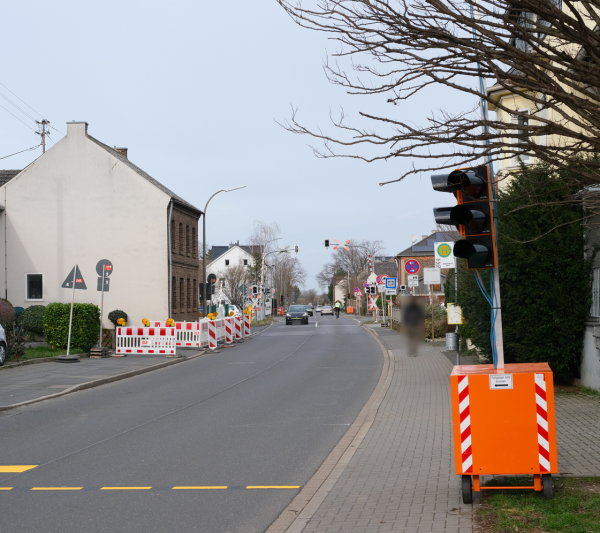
316 305 323 313
286 305 309 325
0 324 6 366
307 305 314 316
320 305 334 316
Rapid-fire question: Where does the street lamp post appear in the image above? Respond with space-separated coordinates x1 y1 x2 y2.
201 186 246 317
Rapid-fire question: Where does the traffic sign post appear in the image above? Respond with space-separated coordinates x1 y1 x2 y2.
405 259 421 274
57 264 88 363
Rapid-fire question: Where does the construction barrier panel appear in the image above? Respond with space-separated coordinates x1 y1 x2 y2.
243 314 251 337
234 315 243 340
224 317 234 345
116 327 176 356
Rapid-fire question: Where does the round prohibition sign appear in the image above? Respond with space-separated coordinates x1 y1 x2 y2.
405 259 421 274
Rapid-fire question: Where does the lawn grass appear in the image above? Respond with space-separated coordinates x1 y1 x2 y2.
476 477 600 533
19 345 84 360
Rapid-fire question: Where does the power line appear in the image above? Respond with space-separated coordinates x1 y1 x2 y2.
0 144 41 160
0 91 38 122
0 80 43 118
0 101 36 132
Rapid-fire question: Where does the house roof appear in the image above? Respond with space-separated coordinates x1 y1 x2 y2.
374 259 397 277
87 135 203 216
0 170 21 187
209 244 262 262
396 230 460 257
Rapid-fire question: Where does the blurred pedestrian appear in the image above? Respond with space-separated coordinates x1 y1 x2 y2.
402 296 424 356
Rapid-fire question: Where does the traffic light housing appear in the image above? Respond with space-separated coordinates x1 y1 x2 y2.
431 165 497 269
324 239 330 248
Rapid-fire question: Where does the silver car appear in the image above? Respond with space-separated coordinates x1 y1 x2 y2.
0 324 6 366
320 305 334 316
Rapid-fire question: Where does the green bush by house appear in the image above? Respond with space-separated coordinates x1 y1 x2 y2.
44 303 100 352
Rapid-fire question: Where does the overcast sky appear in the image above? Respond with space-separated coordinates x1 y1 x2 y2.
1 1 474 291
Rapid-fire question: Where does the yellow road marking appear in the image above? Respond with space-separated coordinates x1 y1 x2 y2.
0 487 13 491
0 465 38 473
31 487 83 491
246 485 301 489
100 486 152 490
172 486 228 490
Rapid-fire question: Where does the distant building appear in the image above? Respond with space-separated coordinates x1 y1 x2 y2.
0 121 202 326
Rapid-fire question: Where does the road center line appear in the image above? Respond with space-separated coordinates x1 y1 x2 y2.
0 465 38 473
246 485 300 489
172 486 228 490
100 486 152 490
30 487 82 491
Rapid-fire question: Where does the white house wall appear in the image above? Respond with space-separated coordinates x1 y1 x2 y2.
0 122 171 328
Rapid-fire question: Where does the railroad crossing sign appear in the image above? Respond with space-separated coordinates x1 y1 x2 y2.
405 259 421 274
61 265 87 290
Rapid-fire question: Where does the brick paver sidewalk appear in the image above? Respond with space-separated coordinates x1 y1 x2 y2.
301 327 473 533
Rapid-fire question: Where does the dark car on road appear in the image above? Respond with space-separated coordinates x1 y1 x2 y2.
286 305 309 325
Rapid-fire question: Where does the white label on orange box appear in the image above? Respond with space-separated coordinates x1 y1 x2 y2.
489 374 513 390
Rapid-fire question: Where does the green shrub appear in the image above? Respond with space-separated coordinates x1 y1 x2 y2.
108 309 128 327
44 303 100 352
21 305 46 335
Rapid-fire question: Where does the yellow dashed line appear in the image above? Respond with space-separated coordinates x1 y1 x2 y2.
172 486 228 490
0 465 38 473
30 487 83 491
246 485 301 489
100 486 152 491
0 487 13 491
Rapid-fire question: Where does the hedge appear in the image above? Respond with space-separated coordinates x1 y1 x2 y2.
44 303 100 352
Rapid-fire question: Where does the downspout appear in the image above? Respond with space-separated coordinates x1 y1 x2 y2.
167 199 174 317
3 187 7 300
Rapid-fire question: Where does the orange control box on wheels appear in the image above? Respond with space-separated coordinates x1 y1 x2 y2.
450 363 558 503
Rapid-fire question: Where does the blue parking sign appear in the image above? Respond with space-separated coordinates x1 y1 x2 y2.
385 277 397 289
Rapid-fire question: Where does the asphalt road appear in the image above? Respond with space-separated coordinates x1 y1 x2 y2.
0 315 382 533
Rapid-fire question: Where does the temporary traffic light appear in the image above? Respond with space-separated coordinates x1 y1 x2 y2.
324 239 330 248
431 165 497 269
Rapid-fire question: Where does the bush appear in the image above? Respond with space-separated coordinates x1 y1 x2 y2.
108 309 128 327
21 305 46 336
0 299 16 328
44 303 100 352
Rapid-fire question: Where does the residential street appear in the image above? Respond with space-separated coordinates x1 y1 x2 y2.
0 317 381 533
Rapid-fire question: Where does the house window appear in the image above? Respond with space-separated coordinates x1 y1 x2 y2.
170 220 175 251
172 277 177 310
511 109 530 164
225 259 230 266
192 228 197 257
186 226 190 256
180 278 185 311
243 259 248 266
179 223 183 254
591 268 600 318
26 274 43 300
187 278 192 310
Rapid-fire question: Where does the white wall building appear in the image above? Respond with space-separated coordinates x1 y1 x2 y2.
0 121 201 328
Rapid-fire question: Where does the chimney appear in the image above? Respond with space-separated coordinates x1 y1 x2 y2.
66 121 88 137
114 147 128 158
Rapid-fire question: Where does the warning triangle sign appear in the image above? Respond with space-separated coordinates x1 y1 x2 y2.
61 265 87 290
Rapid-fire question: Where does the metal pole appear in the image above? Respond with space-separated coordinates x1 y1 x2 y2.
98 267 106 349
66 267 76 356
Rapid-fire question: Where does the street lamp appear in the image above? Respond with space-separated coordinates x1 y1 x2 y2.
201 186 246 316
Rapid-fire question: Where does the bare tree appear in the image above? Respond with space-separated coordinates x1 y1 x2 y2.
276 0 600 186
220 263 250 309
274 254 307 305
318 239 383 289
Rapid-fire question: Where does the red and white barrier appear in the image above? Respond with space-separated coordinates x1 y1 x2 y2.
234 315 243 341
207 319 218 350
243 314 251 337
116 327 176 356
224 317 234 345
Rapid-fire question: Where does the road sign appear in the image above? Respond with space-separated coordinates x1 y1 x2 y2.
423 267 441 285
407 274 419 288
367 272 377 284
96 259 113 276
434 242 456 269
62 265 87 290
405 259 420 274
385 288 397 296
385 277 397 289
